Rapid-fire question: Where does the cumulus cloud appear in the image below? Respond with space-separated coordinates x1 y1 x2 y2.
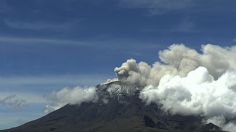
45 86 97 113
0 95 26 109
140 67 236 116
139 67 236 131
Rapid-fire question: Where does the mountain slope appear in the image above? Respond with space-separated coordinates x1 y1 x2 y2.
1 81 224 132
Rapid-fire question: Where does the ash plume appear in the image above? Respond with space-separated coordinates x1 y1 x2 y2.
47 44 236 131
115 44 236 87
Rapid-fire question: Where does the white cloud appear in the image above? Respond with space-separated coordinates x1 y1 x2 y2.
115 44 236 131
140 67 236 117
45 86 97 113
140 67 236 131
0 95 26 109
2 43 236 130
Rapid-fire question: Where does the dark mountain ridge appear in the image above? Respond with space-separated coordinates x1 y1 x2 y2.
1 81 224 132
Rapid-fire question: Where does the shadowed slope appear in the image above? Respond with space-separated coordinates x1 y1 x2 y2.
1 81 224 132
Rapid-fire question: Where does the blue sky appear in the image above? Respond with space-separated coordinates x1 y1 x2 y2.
0 0 236 129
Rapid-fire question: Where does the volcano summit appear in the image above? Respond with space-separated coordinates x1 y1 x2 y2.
2 44 236 132
0 81 224 132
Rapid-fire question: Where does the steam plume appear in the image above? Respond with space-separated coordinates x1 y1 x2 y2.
47 44 236 131
115 44 236 131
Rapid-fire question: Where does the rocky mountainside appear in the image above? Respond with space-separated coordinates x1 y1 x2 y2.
1 81 225 132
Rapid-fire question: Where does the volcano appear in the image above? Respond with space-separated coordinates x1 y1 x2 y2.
1 81 224 132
